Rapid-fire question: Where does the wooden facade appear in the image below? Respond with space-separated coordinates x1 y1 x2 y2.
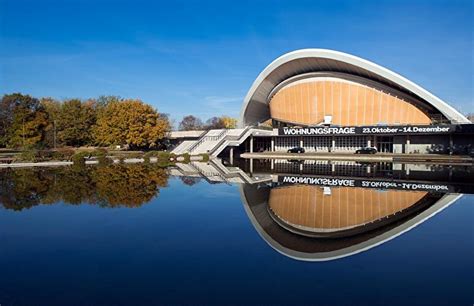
269 78 432 126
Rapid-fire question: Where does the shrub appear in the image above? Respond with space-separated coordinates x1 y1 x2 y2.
201 153 209 162
37 150 54 160
143 151 154 163
72 151 89 166
92 148 112 165
18 150 38 162
51 148 75 161
92 148 108 157
157 151 171 161
181 153 190 163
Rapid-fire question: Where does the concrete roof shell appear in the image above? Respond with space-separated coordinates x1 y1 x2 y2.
239 49 469 126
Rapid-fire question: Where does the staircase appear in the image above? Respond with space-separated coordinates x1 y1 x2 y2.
188 129 228 154
171 140 195 154
171 127 274 157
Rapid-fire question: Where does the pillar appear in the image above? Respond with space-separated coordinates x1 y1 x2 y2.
271 137 275 152
250 158 253 173
449 134 453 155
250 136 254 153
229 147 234 165
300 136 303 148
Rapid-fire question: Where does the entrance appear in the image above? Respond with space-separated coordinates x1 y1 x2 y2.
376 136 393 153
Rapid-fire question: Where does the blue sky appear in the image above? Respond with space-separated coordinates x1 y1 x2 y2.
1 0 472 124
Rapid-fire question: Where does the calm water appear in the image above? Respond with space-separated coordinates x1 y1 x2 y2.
0 162 472 305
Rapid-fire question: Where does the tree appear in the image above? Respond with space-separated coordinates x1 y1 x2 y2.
205 117 225 130
467 113 474 123
94 99 170 149
179 115 203 131
0 93 48 148
220 116 237 129
203 116 237 130
56 99 96 147
41 97 61 148
96 95 120 109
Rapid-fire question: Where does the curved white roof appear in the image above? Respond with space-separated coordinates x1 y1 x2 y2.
240 49 469 126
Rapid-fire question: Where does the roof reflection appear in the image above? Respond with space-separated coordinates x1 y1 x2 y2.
240 182 462 261
269 185 428 237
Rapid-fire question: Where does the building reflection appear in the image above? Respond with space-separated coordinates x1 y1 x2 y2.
269 185 428 237
240 182 463 261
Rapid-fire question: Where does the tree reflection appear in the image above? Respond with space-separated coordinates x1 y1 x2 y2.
179 176 202 186
0 164 170 210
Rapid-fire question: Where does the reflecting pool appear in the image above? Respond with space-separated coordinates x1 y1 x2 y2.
0 161 473 305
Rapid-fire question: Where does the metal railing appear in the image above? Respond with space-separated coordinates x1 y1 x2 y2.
209 126 272 156
188 129 228 153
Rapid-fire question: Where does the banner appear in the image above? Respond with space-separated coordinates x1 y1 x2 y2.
278 125 454 136
278 175 455 193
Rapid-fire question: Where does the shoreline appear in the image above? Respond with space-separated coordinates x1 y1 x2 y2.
0 155 207 168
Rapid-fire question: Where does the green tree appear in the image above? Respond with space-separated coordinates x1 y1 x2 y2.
41 97 61 148
0 93 48 148
56 99 96 146
94 99 170 149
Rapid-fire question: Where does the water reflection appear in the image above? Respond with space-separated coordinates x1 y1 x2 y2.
269 185 429 237
236 159 473 261
0 164 169 210
241 183 462 261
0 160 472 262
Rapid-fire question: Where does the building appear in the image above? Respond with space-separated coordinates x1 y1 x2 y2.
240 49 472 155
172 49 473 157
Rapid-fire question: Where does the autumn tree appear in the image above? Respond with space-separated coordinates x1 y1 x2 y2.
56 99 96 147
179 115 203 131
41 98 61 148
203 116 237 130
94 99 170 149
205 117 225 129
220 116 237 129
0 93 48 148
96 95 120 109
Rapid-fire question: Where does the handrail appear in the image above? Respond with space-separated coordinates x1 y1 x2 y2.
188 137 206 152
208 126 254 156
189 129 229 153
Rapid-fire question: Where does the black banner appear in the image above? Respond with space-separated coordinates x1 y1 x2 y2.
278 125 455 136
